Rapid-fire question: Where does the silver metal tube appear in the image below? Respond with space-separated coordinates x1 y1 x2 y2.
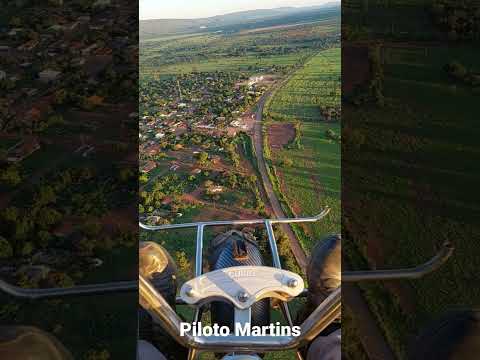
265 219 294 327
0 279 137 300
234 308 252 325
140 275 341 352
139 275 192 347
297 287 341 345
195 224 205 277
139 211 329 232
265 220 282 268
189 335 294 352
342 242 454 282
192 224 205 325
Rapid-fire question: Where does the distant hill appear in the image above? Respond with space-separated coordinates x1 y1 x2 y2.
140 3 340 40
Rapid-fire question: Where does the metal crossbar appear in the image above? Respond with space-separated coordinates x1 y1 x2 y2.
139 208 331 327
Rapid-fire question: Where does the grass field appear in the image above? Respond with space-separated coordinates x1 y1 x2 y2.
268 121 341 252
265 48 341 253
140 21 339 75
343 42 480 359
142 52 313 75
267 47 341 122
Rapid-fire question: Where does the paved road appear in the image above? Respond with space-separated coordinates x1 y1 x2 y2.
251 89 308 271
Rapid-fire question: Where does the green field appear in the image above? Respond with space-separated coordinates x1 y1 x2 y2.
267 47 341 122
143 52 313 75
343 42 480 359
140 21 339 75
265 48 341 252
269 122 340 251
139 14 340 359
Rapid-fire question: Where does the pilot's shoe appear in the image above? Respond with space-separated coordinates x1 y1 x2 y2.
307 329 341 360
410 309 480 360
139 241 177 305
0 326 73 360
307 234 341 308
137 340 167 360
139 242 187 360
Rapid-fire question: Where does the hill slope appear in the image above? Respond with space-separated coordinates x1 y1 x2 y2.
140 3 340 39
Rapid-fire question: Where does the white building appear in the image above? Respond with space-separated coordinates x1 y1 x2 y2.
38 69 61 83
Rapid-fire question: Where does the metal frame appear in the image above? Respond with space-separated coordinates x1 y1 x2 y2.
140 209 331 359
140 208 331 328
138 211 453 356
0 210 453 302
0 211 454 358
139 274 341 352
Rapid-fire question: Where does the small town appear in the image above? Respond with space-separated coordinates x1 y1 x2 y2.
0 2 138 357
138 71 280 225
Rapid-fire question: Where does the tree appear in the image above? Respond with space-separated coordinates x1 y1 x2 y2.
0 166 22 187
446 61 467 80
282 157 293 167
54 89 67 105
196 151 209 166
37 230 52 248
204 180 214 189
139 173 149 183
36 208 62 230
119 168 134 182
35 185 57 206
175 250 192 279
21 241 34 256
0 236 13 259
83 220 102 237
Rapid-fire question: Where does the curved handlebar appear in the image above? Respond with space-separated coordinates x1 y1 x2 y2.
0 278 137 300
342 242 454 282
139 210 330 231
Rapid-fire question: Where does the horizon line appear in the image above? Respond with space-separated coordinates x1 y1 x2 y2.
139 2 340 21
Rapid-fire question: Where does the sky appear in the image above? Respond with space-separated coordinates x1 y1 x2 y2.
139 0 336 20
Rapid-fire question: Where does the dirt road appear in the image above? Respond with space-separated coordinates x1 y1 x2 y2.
251 89 308 271
250 72 395 360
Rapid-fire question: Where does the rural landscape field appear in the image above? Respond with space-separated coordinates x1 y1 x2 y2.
343 1 480 360
139 3 340 359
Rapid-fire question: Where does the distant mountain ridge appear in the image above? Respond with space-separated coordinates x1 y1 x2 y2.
140 3 340 40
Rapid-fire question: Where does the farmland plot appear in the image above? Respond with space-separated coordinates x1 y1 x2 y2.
265 48 341 252
267 47 341 122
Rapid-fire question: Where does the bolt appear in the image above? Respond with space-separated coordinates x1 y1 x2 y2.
287 278 298 288
238 291 249 302
185 286 195 297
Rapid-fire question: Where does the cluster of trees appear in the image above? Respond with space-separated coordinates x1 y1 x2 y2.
325 128 341 142
0 164 132 260
444 61 480 87
139 174 188 215
0 164 22 187
202 170 265 213
348 45 385 107
140 72 251 121
287 121 303 150
430 1 480 41
319 105 341 122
